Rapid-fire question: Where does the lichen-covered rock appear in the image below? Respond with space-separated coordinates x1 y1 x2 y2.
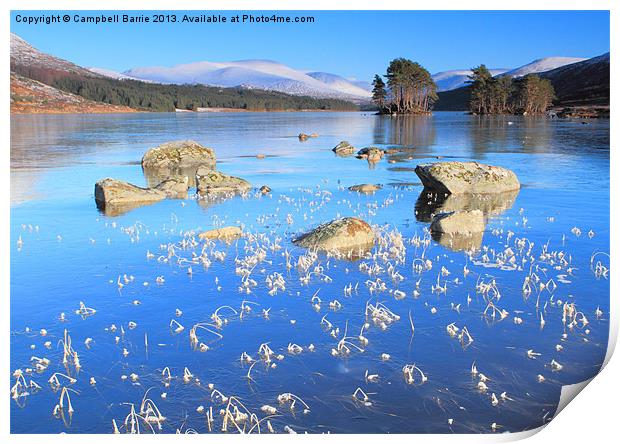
154 176 189 198
293 217 375 253
195 168 251 194
348 184 382 193
430 210 485 235
198 226 242 240
95 178 166 206
357 147 384 162
332 141 356 156
415 162 520 194
142 140 216 170
94 178 166 216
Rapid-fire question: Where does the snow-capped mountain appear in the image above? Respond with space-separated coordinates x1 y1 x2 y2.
87 67 149 82
433 57 587 92
502 56 586 78
433 69 509 92
122 60 372 100
306 72 372 95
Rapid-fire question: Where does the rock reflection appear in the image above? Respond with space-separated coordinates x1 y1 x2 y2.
416 189 519 251
95 200 160 217
431 230 484 252
415 189 519 223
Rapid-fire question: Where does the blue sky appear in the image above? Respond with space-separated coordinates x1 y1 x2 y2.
11 10 610 81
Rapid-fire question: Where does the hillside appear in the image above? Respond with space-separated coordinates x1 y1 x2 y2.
10 73 135 114
539 53 610 106
10 33 359 113
434 52 610 111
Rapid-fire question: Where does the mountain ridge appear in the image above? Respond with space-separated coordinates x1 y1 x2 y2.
119 59 372 101
432 56 587 92
433 52 610 111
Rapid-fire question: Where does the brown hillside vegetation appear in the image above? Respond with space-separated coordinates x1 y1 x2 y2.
10 73 136 114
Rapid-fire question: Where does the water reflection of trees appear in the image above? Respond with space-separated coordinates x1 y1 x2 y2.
372 115 436 148
468 115 553 155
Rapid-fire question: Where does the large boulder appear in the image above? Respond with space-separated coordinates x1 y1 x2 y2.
293 217 375 253
141 140 216 170
195 168 251 194
332 141 356 156
415 162 520 194
95 178 166 206
154 176 189 198
94 178 166 216
430 210 485 235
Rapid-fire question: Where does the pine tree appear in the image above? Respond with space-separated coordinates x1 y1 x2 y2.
382 58 436 114
371 74 387 110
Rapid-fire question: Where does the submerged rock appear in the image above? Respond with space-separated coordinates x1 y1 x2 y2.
198 226 242 240
293 217 375 253
332 141 356 156
430 210 485 235
298 133 318 141
357 147 384 162
195 168 251 194
415 162 520 194
154 176 189 198
142 140 216 170
348 184 382 193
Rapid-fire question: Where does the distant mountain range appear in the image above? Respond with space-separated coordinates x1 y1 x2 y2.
10 32 609 114
434 53 610 110
432 69 509 92
88 60 372 101
431 57 586 92
95 55 588 97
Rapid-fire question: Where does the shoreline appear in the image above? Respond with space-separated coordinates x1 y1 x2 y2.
10 107 362 116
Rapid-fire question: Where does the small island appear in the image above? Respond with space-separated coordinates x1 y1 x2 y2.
371 58 437 115
467 65 555 115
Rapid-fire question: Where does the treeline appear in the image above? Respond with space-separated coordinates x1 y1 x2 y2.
54 77 358 112
468 65 555 115
371 58 437 114
12 65 358 112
